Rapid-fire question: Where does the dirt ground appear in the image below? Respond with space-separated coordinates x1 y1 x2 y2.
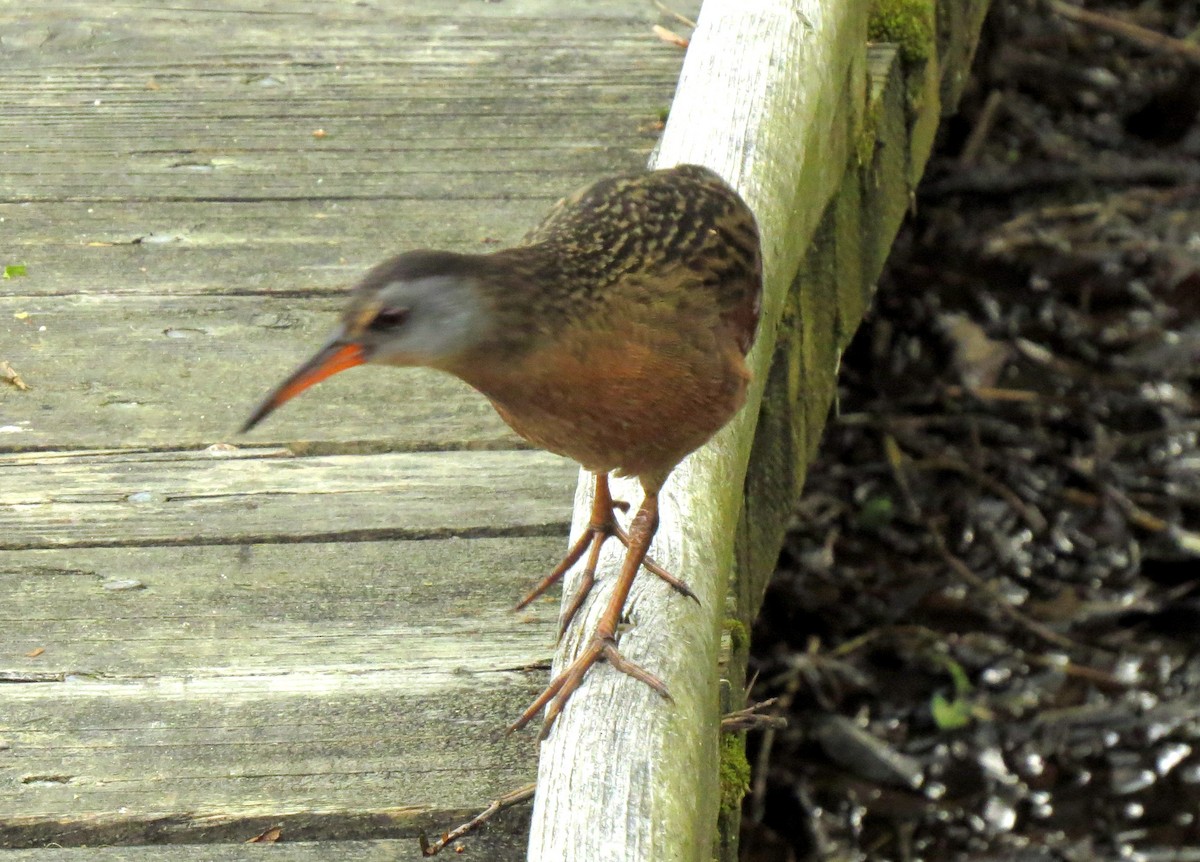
742 2 1200 860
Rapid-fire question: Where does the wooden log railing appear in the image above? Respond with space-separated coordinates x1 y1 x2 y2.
526 1 990 859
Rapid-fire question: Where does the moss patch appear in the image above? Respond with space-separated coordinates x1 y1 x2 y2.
724 617 749 653
868 0 935 65
718 732 752 818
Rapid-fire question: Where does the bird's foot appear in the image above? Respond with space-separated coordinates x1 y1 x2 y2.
508 634 671 739
509 487 672 737
513 475 697 636
609 521 698 605
513 502 616 634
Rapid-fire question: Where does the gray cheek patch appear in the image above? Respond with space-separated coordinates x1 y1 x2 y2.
370 276 489 365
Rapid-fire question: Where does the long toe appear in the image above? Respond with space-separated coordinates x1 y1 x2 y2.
517 636 673 739
513 527 595 610
509 638 603 735
609 522 699 603
600 640 671 699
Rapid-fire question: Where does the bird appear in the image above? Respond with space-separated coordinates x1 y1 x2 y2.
240 163 762 737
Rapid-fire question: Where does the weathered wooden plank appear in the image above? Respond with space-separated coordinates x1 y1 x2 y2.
0 0 689 458
0 199 546 303
0 448 576 548
0 293 521 451
5 841 504 861
1 166 659 206
0 0 681 205
0 538 559 849
0 0 692 464
0 0 685 74
1 539 560 673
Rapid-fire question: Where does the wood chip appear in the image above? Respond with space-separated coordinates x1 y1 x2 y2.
245 826 282 844
651 24 689 48
0 361 29 391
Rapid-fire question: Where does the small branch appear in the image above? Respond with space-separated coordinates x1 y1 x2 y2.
1048 1 1200 67
418 782 536 856
923 157 1200 197
884 398 1084 652
721 697 787 732
652 0 697 29
958 89 1005 167
941 384 1042 403
1062 487 1200 555
924 519 1081 652
911 454 1049 533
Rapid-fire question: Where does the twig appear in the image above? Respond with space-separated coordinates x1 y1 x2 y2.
419 782 536 856
1062 487 1200 555
892 376 1101 650
942 383 1073 404
652 0 697 28
923 157 1200 197
721 697 788 732
911 454 1049 533
924 519 1081 652
1024 651 1134 689
958 90 1005 167
1048 0 1200 67
748 666 807 825
882 432 922 518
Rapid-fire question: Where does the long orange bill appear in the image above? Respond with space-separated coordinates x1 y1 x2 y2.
240 334 366 433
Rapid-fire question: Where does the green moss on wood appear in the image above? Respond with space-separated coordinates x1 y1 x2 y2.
724 617 749 653
718 732 751 818
868 0 935 65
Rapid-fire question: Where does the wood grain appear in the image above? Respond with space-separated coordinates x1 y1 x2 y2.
0 448 576 548
0 537 561 847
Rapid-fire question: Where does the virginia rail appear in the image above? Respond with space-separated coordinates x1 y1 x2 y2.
241 164 762 736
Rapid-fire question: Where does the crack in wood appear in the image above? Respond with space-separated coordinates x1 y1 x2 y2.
0 523 569 552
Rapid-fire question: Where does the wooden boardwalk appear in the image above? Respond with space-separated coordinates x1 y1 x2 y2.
1 1 696 856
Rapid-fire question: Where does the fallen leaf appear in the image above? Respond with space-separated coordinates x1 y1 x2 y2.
2 264 27 279
938 312 1013 390
26 647 45 658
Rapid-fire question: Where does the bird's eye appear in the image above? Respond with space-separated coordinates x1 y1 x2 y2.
369 308 410 330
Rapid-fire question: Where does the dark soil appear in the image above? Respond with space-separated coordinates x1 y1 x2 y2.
742 2 1200 860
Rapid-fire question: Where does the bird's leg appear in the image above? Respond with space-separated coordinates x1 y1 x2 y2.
609 521 698 603
509 491 671 738
514 473 695 635
514 472 618 633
